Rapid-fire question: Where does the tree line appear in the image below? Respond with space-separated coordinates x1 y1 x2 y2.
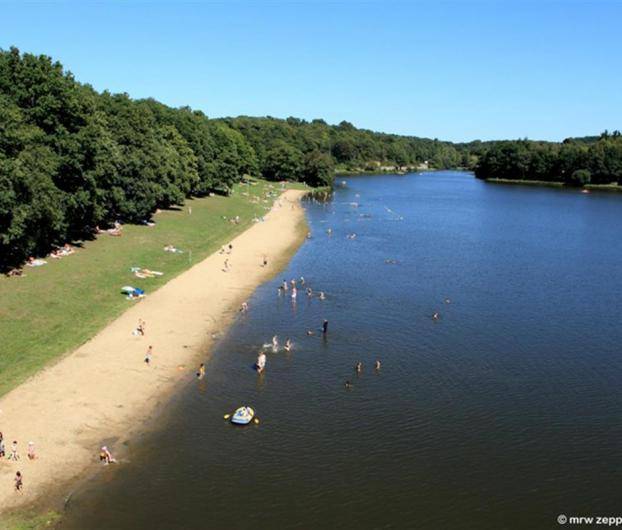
1 47 620 270
472 133 622 186
0 48 464 269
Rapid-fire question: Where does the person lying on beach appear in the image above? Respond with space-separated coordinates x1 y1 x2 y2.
14 471 23 492
164 245 183 254
196 363 206 380
26 257 47 267
6 268 24 277
99 446 116 465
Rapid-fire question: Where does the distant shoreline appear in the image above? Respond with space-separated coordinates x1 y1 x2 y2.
484 178 622 192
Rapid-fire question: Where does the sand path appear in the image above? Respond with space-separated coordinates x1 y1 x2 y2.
0 189 307 513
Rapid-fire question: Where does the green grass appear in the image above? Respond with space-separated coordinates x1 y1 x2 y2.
0 179 308 397
0 510 61 530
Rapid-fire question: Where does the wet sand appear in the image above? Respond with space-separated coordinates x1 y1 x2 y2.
0 190 307 514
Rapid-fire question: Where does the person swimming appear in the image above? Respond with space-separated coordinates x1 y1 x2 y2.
345 381 353 389
284 338 292 351
319 291 326 300
432 312 440 320
374 360 381 370
256 352 267 373
306 288 312 297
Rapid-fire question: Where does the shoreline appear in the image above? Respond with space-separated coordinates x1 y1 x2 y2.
0 189 308 519
483 177 622 192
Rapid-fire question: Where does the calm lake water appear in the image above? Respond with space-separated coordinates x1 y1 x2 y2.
60 172 622 530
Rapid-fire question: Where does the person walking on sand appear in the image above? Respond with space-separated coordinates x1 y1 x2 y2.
145 345 153 365
224 258 229 271
14 471 23 492
262 256 268 267
197 363 206 380
27 442 36 460
8 440 19 461
0 432 5 458
322 319 329 334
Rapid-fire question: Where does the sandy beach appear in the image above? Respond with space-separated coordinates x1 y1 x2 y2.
0 189 307 515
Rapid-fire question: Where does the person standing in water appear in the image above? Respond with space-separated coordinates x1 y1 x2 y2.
272 335 279 350
197 363 206 380
375 360 381 370
291 287 297 300
355 362 362 373
284 338 292 352
282 280 288 291
322 320 329 334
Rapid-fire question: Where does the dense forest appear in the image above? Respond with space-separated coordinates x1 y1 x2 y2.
472 133 622 185
0 47 621 270
0 47 465 269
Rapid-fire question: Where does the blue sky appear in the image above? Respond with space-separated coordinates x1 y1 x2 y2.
2 1 621 142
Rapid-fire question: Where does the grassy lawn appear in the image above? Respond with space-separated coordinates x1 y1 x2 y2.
0 510 61 530
0 179 308 397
